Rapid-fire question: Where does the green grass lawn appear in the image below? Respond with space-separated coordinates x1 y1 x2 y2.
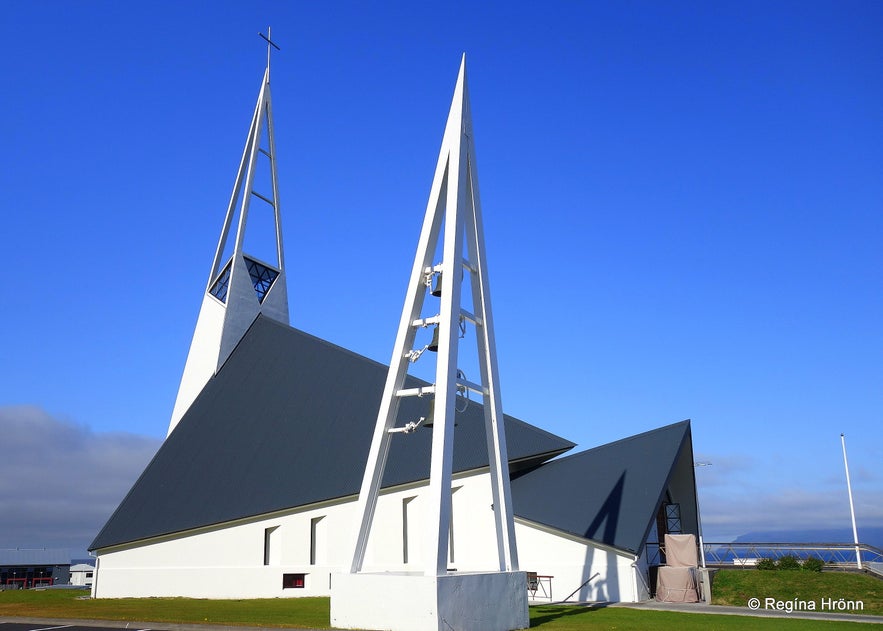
0 569 880 631
530 605 870 630
712 569 883 616
0 589 330 628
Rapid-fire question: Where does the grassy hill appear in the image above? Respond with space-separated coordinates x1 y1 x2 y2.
712 568 882 615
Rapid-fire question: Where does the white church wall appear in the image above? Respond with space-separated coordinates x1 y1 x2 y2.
360 483 414 569
632 547 652 601
93 468 649 602
94 499 352 598
93 470 501 598
514 520 646 603
444 477 508 571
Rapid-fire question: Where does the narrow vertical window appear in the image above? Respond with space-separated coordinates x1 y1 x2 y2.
403 496 416 564
264 526 279 566
449 486 461 565
310 516 325 565
448 514 455 565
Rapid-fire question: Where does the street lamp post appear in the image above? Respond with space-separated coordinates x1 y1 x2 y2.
694 462 712 569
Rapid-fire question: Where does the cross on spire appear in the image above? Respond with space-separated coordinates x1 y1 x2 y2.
259 27 280 80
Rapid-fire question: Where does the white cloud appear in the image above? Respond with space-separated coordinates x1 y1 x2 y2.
689 443 883 544
0 406 161 556
698 481 883 542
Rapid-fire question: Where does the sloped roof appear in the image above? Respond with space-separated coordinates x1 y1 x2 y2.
91 316 574 550
0 549 70 566
510 420 693 554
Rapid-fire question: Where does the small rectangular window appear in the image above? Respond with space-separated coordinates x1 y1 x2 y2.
282 573 306 589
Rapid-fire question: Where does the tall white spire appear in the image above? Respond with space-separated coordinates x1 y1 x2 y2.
348 54 518 576
168 35 288 436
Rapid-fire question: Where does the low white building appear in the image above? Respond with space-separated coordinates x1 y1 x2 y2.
69 563 95 587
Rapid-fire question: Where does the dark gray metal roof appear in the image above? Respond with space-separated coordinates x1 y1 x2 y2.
510 420 693 554
91 316 575 550
0 549 70 566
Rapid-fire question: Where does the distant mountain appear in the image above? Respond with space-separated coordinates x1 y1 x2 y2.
733 527 883 550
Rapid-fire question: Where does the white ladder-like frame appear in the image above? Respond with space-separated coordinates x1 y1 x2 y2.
349 55 518 577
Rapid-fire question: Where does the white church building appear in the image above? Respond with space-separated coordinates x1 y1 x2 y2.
89 46 701 607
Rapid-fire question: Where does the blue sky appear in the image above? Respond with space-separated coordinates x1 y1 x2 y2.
1 1 881 551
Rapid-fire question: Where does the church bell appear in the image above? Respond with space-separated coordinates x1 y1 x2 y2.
422 396 458 429
430 272 443 297
427 325 440 352
422 398 436 428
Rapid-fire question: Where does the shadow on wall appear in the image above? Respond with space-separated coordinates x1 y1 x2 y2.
576 471 626 602
584 471 625 544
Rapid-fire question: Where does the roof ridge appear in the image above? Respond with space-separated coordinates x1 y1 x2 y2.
547 419 690 465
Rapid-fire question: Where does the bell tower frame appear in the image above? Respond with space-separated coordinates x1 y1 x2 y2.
333 54 528 631
349 54 518 576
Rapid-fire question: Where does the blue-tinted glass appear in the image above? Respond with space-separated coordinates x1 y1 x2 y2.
245 257 279 304
209 262 232 303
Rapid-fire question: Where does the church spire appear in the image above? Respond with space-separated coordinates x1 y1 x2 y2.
168 32 288 436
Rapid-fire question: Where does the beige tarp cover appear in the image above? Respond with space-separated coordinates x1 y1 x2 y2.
656 534 699 602
664 534 698 567
656 567 699 602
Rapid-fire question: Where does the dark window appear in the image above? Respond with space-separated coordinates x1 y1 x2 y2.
263 527 277 566
665 503 682 534
209 261 233 303
244 256 279 303
282 573 305 589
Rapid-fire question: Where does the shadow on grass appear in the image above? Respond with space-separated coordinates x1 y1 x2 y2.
530 603 610 627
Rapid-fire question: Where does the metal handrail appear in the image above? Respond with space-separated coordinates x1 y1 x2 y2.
700 541 883 577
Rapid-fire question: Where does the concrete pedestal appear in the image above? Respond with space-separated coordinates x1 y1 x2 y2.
331 571 529 631
697 568 715 603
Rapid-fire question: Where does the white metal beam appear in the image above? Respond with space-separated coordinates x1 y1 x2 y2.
348 54 518 577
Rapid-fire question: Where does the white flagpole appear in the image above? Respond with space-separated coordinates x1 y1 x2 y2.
840 433 862 570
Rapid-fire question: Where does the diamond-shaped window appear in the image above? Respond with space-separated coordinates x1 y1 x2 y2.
245 256 279 304
209 261 233 303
